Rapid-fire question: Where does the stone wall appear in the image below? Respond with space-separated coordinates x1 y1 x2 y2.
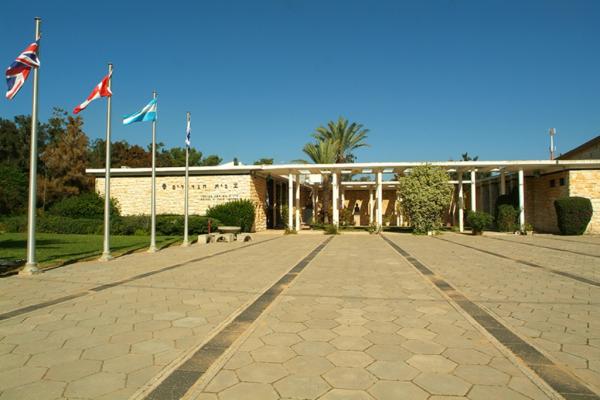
527 172 568 233
569 170 600 234
95 174 269 231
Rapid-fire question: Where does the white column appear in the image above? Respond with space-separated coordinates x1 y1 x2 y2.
288 173 294 230
500 170 506 195
295 174 301 230
341 188 345 210
369 189 374 224
332 172 339 226
315 185 319 223
470 170 477 211
395 192 400 226
272 182 277 228
518 169 525 230
376 171 383 229
458 174 464 232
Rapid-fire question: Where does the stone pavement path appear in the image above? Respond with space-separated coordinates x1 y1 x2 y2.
187 235 553 400
385 232 600 396
0 234 324 399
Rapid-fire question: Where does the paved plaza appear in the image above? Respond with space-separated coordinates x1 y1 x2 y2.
0 232 598 399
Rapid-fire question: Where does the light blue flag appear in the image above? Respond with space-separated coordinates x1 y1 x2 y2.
123 98 157 125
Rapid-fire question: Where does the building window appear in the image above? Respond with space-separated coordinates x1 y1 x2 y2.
549 179 555 188
559 178 565 186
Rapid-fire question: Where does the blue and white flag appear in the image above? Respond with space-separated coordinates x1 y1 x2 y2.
185 117 191 147
123 98 157 125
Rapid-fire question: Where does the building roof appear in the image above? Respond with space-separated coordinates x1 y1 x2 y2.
86 159 600 178
557 135 600 160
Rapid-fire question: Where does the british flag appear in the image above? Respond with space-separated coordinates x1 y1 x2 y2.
5 40 40 100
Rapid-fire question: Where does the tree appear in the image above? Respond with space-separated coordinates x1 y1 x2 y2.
0 164 27 215
254 158 274 165
200 154 222 166
300 139 338 223
0 115 48 172
398 165 453 234
461 152 479 161
40 113 93 207
311 117 369 163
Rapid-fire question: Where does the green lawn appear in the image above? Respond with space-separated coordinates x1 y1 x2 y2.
0 233 180 270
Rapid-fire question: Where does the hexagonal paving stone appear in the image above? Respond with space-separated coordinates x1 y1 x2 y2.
224 352 254 370
327 351 374 367
292 341 336 356
284 355 334 376
369 381 428 400
366 344 412 361
103 353 153 374
443 348 491 365
131 339 174 354
0 379 65 400
237 362 288 383
45 359 102 382
364 332 404 345
251 345 296 363
367 360 419 380
414 373 471 395
0 366 46 391
205 370 239 392
109 330 152 345
299 328 337 342
335 315 368 326
330 336 372 351
454 364 510 385
407 355 457 373
153 327 193 340
83 343 130 361
323 367 376 390
218 382 278 400
27 348 82 367
261 333 302 347
172 316 207 328
64 371 126 398
274 375 330 399
397 327 436 340
333 325 371 337
319 388 375 400
402 339 445 354
467 384 531 400
0 353 28 372
154 311 186 321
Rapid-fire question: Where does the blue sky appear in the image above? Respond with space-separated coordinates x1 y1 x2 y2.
1 0 599 163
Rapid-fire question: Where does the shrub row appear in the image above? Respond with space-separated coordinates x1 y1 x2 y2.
0 215 220 236
48 192 120 219
206 199 255 232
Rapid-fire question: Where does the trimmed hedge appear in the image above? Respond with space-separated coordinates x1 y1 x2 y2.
494 191 519 220
554 197 593 235
206 199 256 232
467 211 493 234
496 204 518 232
48 192 120 219
0 215 220 236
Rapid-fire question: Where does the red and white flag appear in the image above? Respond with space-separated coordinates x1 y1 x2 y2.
73 72 112 114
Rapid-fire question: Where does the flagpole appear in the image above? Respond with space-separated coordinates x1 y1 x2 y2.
99 63 113 261
148 90 158 252
21 17 42 275
182 112 190 247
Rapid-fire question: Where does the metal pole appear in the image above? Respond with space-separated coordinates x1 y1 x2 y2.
148 90 158 252
549 128 556 160
182 112 190 247
22 17 42 275
99 63 113 261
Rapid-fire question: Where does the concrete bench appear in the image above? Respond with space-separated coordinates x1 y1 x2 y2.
215 233 235 243
236 233 253 242
197 233 217 245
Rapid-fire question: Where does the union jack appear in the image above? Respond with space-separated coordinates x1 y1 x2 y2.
5 40 40 100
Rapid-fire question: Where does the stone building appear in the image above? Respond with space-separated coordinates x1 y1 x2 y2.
87 136 600 233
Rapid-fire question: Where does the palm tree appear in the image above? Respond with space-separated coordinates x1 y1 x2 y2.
312 117 369 163
295 139 338 223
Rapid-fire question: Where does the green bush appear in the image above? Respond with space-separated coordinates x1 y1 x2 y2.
398 165 453 234
494 191 519 218
496 204 518 232
48 192 119 219
206 199 256 232
467 211 493 234
0 215 102 234
324 224 339 235
0 165 27 216
554 197 593 235
0 214 220 236
281 205 289 228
